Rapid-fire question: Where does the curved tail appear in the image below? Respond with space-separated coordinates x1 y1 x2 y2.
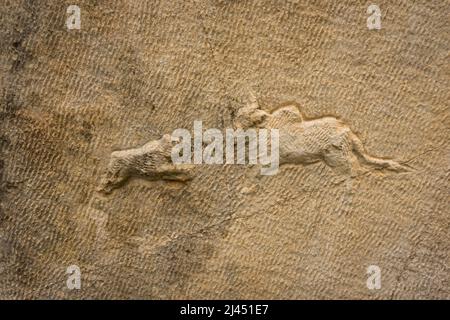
349 132 413 172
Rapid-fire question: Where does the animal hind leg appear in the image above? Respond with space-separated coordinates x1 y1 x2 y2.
323 146 358 215
98 158 131 194
323 140 361 178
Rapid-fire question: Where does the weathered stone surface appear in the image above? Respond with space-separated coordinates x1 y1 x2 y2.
0 0 448 299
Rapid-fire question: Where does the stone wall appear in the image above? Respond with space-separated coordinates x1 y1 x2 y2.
0 0 448 299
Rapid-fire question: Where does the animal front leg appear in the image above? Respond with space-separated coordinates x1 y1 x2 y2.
157 164 193 182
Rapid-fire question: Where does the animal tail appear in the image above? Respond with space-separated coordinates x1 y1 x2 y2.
349 132 413 172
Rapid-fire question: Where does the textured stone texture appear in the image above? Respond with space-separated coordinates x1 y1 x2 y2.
0 0 449 299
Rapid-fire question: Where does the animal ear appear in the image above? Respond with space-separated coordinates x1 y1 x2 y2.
246 89 260 110
161 134 171 142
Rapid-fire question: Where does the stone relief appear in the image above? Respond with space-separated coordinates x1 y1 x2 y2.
235 95 412 178
99 95 411 193
98 134 192 194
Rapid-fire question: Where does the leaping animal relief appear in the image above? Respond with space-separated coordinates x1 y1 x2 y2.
98 95 412 193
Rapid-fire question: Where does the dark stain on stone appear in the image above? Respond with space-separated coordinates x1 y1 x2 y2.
80 121 94 143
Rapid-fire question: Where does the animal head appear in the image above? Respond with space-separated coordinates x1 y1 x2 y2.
234 96 269 129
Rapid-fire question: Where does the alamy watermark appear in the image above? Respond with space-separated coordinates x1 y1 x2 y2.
171 121 280 175
66 5 81 30
366 265 381 290
65 5 381 32
66 264 81 290
367 4 381 30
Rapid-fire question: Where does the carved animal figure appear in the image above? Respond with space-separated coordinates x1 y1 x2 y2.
235 97 411 177
99 134 192 194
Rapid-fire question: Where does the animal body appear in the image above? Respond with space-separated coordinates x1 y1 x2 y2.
235 98 411 177
99 134 192 193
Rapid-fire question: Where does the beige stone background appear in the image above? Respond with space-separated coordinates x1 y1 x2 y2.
0 0 449 299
